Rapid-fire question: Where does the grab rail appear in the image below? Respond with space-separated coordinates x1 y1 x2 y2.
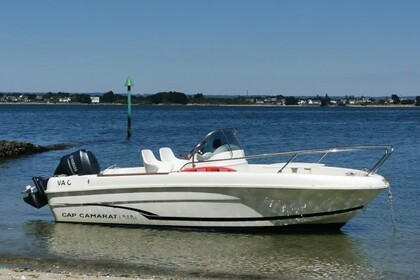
183 145 393 176
250 146 393 175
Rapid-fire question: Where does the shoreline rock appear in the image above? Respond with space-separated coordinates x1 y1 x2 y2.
0 140 71 160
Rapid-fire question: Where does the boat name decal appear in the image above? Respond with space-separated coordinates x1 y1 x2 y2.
61 212 137 220
57 179 71 186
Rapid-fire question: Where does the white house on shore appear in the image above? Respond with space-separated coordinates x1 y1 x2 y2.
90 97 100 104
59 97 71 103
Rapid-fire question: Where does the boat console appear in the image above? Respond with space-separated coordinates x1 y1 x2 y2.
189 128 248 170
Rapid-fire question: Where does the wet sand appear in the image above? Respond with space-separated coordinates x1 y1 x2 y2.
0 256 253 280
0 256 182 280
0 268 145 280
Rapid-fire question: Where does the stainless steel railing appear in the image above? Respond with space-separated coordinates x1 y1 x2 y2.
184 145 393 176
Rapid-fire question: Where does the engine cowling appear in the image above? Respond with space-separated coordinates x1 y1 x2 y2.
54 149 100 176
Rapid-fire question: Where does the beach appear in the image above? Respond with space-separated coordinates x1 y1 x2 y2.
0 258 142 280
0 268 141 280
0 256 244 280
0 257 184 280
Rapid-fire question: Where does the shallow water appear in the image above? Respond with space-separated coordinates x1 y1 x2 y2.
0 104 419 279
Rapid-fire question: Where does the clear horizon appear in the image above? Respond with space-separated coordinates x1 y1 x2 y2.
1 1 419 97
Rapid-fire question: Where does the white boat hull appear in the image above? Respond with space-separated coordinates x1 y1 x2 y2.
22 129 392 231
46 171 387 230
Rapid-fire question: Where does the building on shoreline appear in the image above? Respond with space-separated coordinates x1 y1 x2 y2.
0 92 419 106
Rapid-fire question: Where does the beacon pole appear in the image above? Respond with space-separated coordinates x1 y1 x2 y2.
125 77 133 139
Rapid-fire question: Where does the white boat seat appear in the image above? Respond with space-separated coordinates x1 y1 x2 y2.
141 149 173 173
159 147 189 171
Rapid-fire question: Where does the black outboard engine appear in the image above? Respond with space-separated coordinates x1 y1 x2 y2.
54 149 100 176
23 149 100 209
23 177 49 209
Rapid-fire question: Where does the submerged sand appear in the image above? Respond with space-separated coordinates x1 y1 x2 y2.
0 268 144 280
0 256 255 280
0 257 183 280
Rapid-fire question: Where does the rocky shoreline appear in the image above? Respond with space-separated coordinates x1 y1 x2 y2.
0 140 71 160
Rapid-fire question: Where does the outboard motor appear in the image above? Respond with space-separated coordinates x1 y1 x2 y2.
23 149 100 209
23 177 49 209
54 149 100 176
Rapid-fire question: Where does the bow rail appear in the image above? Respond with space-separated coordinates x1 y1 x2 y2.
187 145 393 176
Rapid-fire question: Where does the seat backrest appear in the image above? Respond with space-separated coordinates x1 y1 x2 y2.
141 149 160 173
159 147 177 162
159 147 189 171
141 149 173 173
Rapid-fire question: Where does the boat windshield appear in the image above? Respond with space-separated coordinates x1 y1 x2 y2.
190 128 244 160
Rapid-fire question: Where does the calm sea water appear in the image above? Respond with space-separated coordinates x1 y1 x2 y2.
0 104 419 279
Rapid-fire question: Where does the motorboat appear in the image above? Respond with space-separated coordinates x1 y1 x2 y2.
22 128 393 231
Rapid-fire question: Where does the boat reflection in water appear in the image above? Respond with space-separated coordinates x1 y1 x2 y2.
24 221 380 279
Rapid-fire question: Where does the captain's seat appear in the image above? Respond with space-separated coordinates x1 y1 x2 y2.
141 149 173 173
159 147 189 171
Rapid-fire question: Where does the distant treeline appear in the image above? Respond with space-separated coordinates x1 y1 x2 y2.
1 91 420 106
86 91 252 105
0 91 252 105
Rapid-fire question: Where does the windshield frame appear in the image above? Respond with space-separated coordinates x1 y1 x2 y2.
190 128 244 161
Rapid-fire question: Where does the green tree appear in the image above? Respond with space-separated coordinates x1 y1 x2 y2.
321 94 331 106
71 94 91 104
25 93 37 100
148 91 188 104
189 93 205 104
285 96 298 105
391 94 400 104
101 91 116 103
401 99 414 105
43 92 57 102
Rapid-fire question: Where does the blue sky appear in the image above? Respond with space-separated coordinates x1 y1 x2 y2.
1 0 419 96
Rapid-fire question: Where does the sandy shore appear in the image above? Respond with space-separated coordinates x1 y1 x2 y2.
0 257 185 280
0 264 166 280
0 268 146 280
0 255 253 280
